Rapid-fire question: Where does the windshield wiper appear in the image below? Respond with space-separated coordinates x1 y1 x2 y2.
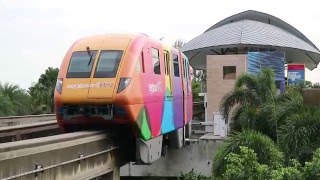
87 46 93 66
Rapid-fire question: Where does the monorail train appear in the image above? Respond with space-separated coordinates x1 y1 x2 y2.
54 34 193 163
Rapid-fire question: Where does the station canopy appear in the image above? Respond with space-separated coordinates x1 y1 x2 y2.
181 10 320 70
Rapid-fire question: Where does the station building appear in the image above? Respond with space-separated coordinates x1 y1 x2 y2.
181 10 320 135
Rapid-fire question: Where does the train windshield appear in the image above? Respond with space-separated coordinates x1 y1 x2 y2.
94 50 123 78
67 51 98 78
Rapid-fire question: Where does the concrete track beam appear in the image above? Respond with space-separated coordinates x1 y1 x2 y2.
0 131 120 180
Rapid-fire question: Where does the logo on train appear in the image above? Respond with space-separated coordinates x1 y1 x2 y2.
148 81 161 94
67 82 113 89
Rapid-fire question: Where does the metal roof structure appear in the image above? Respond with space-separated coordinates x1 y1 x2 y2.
181 10 320 70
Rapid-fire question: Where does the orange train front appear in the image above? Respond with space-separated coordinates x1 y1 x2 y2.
54 33 193 163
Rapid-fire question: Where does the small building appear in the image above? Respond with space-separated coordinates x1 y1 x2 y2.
182 10 320 135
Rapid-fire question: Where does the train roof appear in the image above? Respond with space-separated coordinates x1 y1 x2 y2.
73 33 182 55
76 33 142 42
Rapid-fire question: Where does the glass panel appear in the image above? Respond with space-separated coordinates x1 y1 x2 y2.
67 51 97 78
141 52 145 73
135 55 141 72
223 66 236 79
173 54 179 77
152 48 161 75
94 50 123 78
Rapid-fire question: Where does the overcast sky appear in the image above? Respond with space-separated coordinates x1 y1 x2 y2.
0 0 319 89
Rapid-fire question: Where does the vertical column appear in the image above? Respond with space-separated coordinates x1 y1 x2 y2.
100 167 120 180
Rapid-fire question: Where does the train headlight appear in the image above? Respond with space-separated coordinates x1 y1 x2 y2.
117 77 131 93
56 78 63 94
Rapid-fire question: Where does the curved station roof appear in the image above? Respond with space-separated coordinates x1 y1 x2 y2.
182 10 320 70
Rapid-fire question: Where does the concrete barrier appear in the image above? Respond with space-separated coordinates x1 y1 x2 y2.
0 114 56 127
0 131 120 180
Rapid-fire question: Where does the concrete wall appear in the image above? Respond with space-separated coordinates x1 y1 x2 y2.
120 139 224 177
303 88 320 106
206 55 247 120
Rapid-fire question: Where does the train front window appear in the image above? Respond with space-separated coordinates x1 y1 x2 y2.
67 51 98 78
94 50 123 78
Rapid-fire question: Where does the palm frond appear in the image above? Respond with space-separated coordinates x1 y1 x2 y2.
212 130 283 177
219 89 259 121
229 105 245 133
256 68 277 102
235 73 257 90
238 106 259 130
278 106 320 163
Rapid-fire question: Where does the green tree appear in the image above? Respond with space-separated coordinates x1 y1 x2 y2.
304 81 313 88
179 169 211 180
304 148 320 179
29 67 59 114
213 130 283 177
223 146 270 180
0 82 30 116
173 39 185 50
0 91 14 116
220 68 277 138
260 85 304 141
192 70 206 101
223 146 303 180
215 68 320 179
278 106 320 163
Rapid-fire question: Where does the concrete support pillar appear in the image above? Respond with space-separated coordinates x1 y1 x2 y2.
100 167 120 180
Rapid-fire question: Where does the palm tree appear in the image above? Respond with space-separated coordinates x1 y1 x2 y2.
215 67 320 176
0 82 31 116
29 67 59 113
262 86 304 139
220 68 277 138
0 92 14 116
213 130 283 177
173 39 185 50
278 106 320 163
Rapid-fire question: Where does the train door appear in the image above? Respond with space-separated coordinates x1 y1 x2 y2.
172 52 184 128
183 56 192 124
182 56 188 125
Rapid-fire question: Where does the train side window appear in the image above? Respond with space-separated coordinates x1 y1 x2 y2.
136 52 145 73
164 53 167 75
173 54 179 77
152 48 161 75
135 57 141 72
141 52 145 73
183 58 187 78
164 51 170 75
187 62 190 79
185 60 189 78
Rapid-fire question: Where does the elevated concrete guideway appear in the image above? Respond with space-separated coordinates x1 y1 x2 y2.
0 131 121 180
0 114 61 143
0 114 55 127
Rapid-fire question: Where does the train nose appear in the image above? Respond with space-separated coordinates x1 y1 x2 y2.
87 79 116 99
